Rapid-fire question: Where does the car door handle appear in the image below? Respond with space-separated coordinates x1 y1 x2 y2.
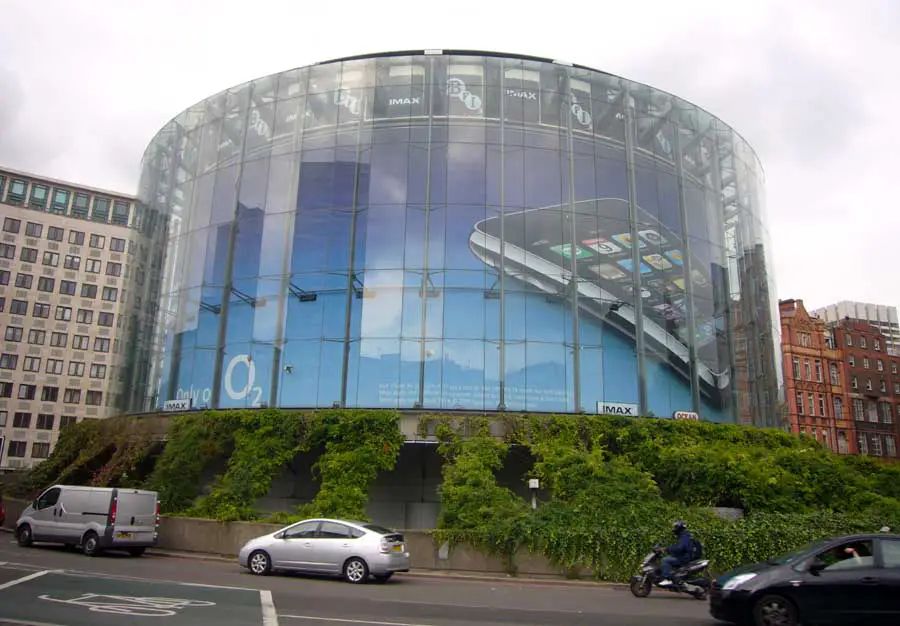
304 542 312 547
860 577 879 585
341 543 350 548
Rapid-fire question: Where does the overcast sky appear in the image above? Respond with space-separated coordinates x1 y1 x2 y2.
1 0 897 312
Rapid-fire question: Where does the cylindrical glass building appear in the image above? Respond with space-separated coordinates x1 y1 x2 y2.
136 50 783 425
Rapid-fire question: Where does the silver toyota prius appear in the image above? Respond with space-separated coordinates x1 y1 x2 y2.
238 518 411 583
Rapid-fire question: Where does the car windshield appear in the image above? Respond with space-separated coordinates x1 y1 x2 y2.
766 538 832 565
362 523 396 535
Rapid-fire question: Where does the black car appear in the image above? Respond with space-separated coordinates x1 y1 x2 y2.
710 532 900 626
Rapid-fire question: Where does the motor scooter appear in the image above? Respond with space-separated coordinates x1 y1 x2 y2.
629 544 711 600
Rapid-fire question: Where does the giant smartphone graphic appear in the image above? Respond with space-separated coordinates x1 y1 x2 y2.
469 198 730 408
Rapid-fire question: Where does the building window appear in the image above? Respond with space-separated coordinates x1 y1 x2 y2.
795 390 803 414
68 230 85 245
106 262 122 277
0 353 18 369
12 411 31 428
15 273 33 289
2 217 21 233
893 362 899 374
98 312 114 327
42 251 59 267
68 361 85 377
18 384 36 400
27 329 45 345
59 280 76 296
80 284 97 299
880 402 893 424
874 339 881 351
863 357 870 369
22 356 41 373
40 386 58 402
7 442 26 458
851 375 858 389
37 277 55 292
0 243 15 259
818 394 826 416
63 388 81 404
0 296 4 312
814 360 823 382
829 362 840 385
803 359 811 380
36 413 55 430
101 286 118 302
85 390 102 406
20 248 38 264
861 336 868 349
868 400 879 422
833 396 843 419
895 383 900 395
887 437 898 458
85 259 101 273
0 269 8 285
93 337 110 352
89 234 105 249
25 221 43 237
0 382 11 398
0 410 5 426
51 189 69 214
55 306 72 322
47 225 64 241
31 442 51 459
29 184 48 208
866 378 873 391
846 334 853 346
880 380 887 393
72 193 90 217
63 255 81 270
852 398 865 420
837 430 849 454
76 309 93 324
45 359 64 375
872 436 883 457
799 332 811 347
89 364 107 379
91 197 111 222
110 237 126 253
4 326 23 342
10 299 27 315
112 200 130 225
807 393 815 416
60 415 77 429
50 332 67 348
7 179 27 203
73 334 90 350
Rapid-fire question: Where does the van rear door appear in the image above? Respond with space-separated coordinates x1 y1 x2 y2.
111 490 158 545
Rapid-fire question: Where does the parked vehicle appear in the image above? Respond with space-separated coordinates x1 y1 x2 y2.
16 485 160 557
629 543 711 600
0 493 6 527
238 518 410 584
710 532 900 625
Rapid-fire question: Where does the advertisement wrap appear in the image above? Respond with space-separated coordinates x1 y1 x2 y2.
143 53 780 424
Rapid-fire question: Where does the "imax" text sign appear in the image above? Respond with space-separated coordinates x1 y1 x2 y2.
597 402 639 416
163 399 193 412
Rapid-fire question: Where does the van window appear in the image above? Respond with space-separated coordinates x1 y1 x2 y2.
36 487 61 510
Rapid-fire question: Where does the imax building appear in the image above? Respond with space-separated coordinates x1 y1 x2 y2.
136 50 783 426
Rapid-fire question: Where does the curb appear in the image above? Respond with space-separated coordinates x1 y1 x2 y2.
146 548 626 588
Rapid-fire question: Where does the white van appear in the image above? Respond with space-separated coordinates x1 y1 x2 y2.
16 485 160 557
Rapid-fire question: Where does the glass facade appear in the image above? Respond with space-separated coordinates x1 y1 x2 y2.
137 51 783 424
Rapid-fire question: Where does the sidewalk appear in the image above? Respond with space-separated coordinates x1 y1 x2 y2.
146 547 626 588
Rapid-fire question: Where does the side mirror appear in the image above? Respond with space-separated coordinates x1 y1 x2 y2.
32 500 38 510
274 532 284 540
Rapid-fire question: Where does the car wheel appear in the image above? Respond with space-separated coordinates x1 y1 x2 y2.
373 573 393 583
128 547 146 557
343 557 369 584
82 532 101 557
248 550 272 576
16 524 33 547
754 594 798 626
629 577 652 597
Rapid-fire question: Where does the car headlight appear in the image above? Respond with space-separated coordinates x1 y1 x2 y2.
722 573 757 591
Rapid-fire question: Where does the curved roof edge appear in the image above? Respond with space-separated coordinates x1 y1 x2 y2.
142 48 764 181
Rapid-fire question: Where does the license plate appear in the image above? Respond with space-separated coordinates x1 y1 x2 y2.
117 532 134 539
392 544 403 552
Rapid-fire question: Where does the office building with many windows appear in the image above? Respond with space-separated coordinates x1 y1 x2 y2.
0 167 166 469
139 50 783 425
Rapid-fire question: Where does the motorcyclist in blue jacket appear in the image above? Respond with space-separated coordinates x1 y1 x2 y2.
659 520 693 586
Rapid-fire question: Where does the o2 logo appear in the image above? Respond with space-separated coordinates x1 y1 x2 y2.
173 353 264 408
223 354 264 407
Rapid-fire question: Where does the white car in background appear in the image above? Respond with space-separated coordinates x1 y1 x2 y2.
238 518 410 584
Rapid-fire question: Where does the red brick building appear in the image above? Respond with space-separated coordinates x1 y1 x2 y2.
780 299 854 453
828 317 899 458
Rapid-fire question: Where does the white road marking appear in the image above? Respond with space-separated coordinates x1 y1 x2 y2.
0 618 68 626
261 589 280 626
282 617 434 626
0 569 55 591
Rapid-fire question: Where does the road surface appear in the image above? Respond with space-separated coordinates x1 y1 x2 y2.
0 536 719 625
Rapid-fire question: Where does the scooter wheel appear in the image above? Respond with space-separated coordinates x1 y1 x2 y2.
630 578 652 598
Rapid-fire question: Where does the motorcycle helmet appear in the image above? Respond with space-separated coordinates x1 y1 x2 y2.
672 520 686 536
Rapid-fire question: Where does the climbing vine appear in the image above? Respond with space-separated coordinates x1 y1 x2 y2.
297 409 405 521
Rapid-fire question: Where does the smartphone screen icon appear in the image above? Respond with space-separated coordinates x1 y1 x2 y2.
618 258 652 274
638 229 668 246
550 243 592 260
643 254 673 271
664 250 684 266
611 233 646 249
582 237 621 255
590 263 628 280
